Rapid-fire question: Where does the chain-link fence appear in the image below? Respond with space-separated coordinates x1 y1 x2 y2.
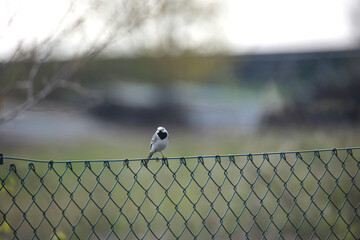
0 148 359 239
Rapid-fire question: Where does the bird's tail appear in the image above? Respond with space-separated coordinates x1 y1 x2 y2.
144 152 155 167
148 151 154 159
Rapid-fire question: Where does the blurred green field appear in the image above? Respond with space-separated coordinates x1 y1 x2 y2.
1 145 359 239
2 125 360 160
1 126 360 239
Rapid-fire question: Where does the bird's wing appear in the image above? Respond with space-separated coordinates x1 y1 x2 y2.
150 132 158 150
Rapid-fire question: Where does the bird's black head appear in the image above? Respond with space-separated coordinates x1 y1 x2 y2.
157 127 168 140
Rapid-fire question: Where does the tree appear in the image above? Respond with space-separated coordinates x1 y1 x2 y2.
0 0 225 124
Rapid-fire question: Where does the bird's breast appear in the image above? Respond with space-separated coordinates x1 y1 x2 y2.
155 139 168 152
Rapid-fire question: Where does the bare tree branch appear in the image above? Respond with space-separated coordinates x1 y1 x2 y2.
26 60 41 101
0 61 78 124
0 0 224 125
59 80 103 100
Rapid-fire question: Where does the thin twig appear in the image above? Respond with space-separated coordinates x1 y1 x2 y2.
0 62 78 124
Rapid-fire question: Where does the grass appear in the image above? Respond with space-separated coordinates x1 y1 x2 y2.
1 125 359 239
1 148 359 239
2 125 360 160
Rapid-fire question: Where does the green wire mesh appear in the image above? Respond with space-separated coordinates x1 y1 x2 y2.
0 148 359 239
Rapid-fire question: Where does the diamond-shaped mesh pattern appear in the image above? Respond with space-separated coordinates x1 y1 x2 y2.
0 148 359 239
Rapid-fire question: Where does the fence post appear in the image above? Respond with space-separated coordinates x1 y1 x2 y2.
0 153 3 165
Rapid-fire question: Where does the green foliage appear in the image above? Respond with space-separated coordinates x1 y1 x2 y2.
79 54 232 84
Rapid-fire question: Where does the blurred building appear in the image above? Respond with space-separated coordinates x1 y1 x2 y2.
86 49 360 128
1 48 359 138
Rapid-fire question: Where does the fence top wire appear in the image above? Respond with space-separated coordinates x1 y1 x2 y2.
2 147 360 164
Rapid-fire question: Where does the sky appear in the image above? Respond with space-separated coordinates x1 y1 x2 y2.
224 0 358 53
0 0 358 59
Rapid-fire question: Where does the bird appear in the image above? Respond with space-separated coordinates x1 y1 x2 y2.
144 126 169 167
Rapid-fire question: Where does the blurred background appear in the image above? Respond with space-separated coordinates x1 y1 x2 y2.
1 1 360 239
1 0 360 159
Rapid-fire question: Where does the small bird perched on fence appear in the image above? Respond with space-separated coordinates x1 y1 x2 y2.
144 126 169 167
